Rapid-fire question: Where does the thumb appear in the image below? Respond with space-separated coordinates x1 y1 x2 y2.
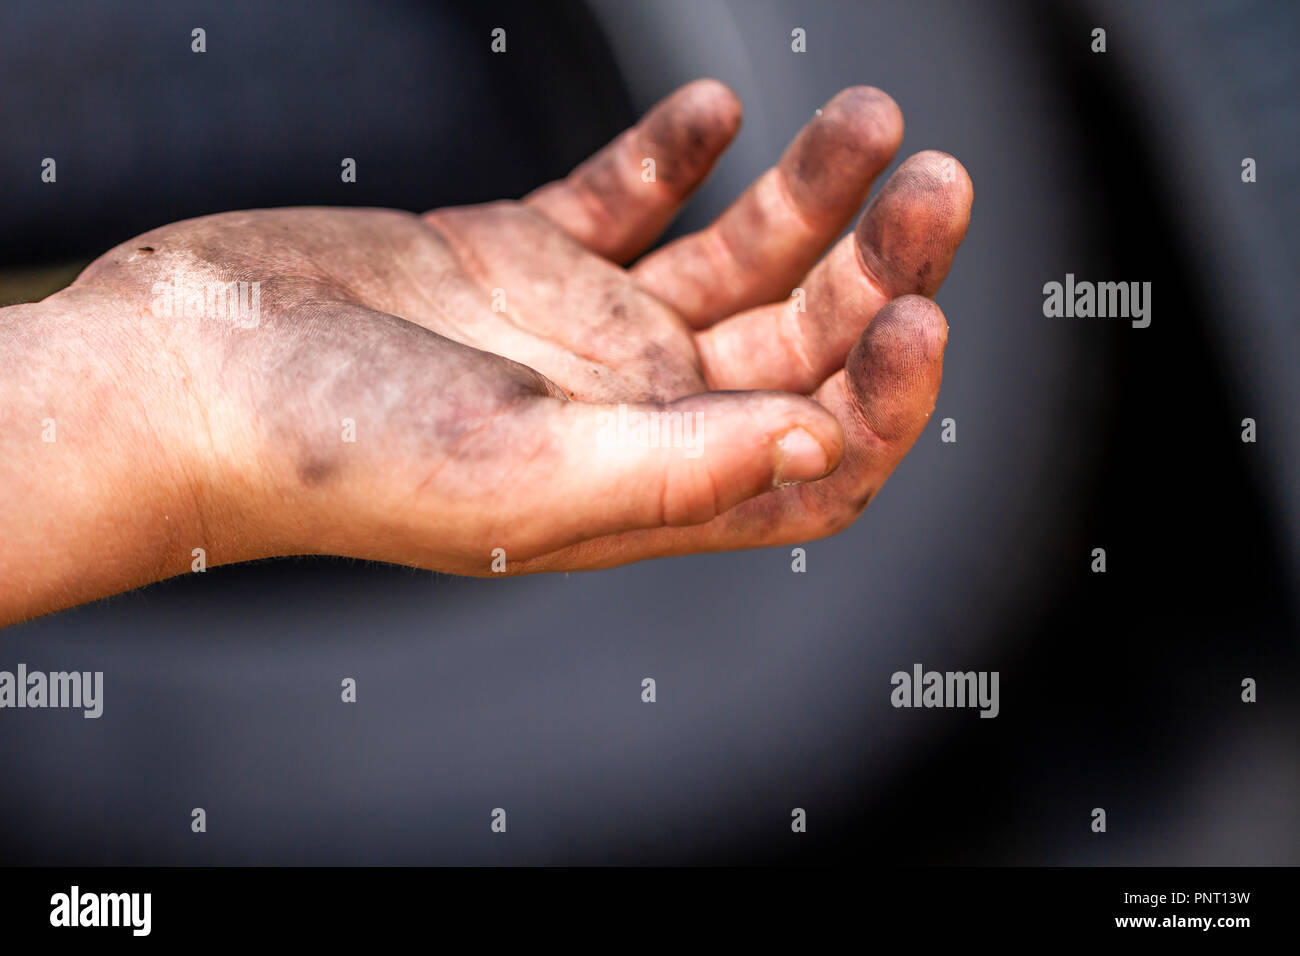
513 390 844 548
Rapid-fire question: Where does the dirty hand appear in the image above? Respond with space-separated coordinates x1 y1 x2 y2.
0 80 971 623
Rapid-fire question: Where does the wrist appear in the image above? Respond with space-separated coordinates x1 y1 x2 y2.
0 290 223 622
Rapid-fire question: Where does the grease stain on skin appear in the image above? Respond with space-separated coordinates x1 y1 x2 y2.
915 259 933 287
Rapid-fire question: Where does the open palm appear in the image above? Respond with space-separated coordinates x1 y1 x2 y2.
68 79 971 577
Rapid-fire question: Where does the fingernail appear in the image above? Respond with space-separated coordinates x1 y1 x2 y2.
775 427 830 486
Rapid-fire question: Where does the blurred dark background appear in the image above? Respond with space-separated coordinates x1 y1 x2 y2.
0 0 1296 865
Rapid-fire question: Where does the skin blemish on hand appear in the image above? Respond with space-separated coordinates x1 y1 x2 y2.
297 456 339 487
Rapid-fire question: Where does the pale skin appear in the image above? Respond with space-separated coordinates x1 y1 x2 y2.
0 80 972 626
